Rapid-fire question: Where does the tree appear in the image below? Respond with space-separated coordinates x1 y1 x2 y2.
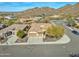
1 18 17 26
7 20 15 26
17 30 26 39
46 25 64 38
66 14 76 26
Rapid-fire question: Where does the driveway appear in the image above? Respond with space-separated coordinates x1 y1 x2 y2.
2 35 17 45
27 37 43 44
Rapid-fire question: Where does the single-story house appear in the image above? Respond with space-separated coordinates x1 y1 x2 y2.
0 23 6 30
19 17 34 23
0 24 27 37
76 17 79 22
4 16 15 20
75 17 79 26
27 23 52 42
19 17 42 23
50 15 60 18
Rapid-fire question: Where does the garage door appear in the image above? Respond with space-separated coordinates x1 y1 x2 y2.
28 36 43 43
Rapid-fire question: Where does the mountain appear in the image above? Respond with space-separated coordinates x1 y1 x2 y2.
16 7 58 18
58 3 79 16
16 3 79 18
0 3 79 18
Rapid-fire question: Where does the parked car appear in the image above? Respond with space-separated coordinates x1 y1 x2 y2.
72 30 79 35
70 53 79 57
5 31 12 37
0 24 6 30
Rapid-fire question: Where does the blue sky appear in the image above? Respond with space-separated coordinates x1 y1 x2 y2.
0 2 77 12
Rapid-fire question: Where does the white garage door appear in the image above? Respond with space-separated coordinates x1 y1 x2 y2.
27 36 43 44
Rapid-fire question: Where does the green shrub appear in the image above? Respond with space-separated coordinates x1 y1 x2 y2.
17 30 26 38
46 25 64 38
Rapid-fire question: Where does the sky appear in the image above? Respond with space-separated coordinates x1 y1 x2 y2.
0 2 78 12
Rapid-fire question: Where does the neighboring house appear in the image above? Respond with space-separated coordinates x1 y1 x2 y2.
19 17 42 23
4 16 15 20
0 24 6 30
49 15 61 19
0 24 27 44
0 24 27 37
32 17 42 21
19 17 34 23
50 15 60 18
76 17 79 22
19 17 29 23
75 17 79 26
28 23 52 41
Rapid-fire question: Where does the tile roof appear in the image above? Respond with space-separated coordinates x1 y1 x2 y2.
28 23 52 33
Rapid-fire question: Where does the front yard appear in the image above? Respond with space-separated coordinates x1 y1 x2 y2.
43 25 64 42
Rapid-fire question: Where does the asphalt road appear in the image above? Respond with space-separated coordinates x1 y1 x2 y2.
0 21 79 57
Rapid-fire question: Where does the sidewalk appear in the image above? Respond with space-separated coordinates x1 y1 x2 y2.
25 34 70 45
0 34 71 45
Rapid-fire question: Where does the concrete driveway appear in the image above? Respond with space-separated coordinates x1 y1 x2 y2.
27 37 43 44
2 35 17 45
